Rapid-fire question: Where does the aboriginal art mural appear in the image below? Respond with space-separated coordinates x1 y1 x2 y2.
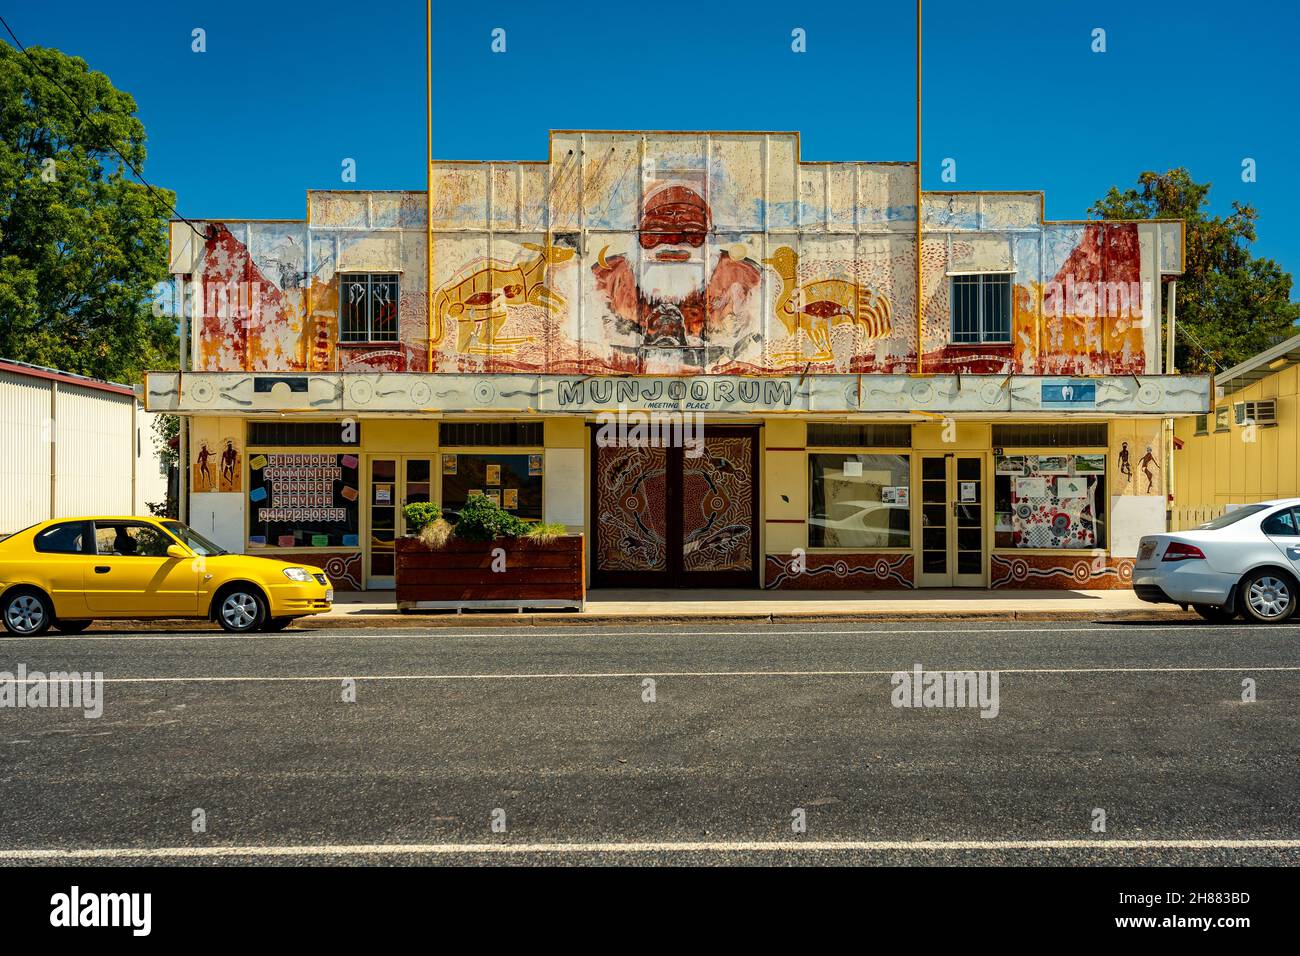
176 132 1183 377
989 554 1135 590
765 553 914 590
192 436 241 493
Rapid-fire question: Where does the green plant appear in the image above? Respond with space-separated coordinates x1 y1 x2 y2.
402 501 443 533
453 493 528 542
523 522 567 544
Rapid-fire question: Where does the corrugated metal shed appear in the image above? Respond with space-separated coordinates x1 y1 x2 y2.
0 360 168 535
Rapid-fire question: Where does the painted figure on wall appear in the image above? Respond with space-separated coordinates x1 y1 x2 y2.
1138 444 1160 494
592 182 761 365
762 246 892 364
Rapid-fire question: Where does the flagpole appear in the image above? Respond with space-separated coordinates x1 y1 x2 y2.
915 0 924 375
425 0 434 372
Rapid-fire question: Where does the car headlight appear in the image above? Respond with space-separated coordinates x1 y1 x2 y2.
282 567 313 582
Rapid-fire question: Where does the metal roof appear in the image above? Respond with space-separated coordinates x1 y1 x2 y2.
0 358 136 398
1215 332 1300 397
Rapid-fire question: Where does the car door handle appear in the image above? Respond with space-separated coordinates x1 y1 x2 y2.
94 566 110 574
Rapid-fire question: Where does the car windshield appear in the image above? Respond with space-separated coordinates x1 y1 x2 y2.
161 521 228 556
1197 505 1270 531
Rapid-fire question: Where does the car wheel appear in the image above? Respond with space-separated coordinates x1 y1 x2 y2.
264 616 293 632
3 588 53 636
52 619 93 634
1240 570 1296 623
216 587 267 633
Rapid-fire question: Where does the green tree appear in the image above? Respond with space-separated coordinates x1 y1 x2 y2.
0 41 176 382
1090 168 1300 373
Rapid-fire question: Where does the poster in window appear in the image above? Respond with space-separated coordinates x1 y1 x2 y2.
1072 454 1105 475
529 454 544 476
485 491 501 508
1057 476 1088 498
1037 455 1069 475
503 488 518 510
442 454 458 476
443 455 543 520
247 452 359 549
995 456 1028 476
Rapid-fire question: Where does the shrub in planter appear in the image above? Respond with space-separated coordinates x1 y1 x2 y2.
402 501 452 550
452 492 529 541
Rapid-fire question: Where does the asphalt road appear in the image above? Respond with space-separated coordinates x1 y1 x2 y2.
1 619 1298 866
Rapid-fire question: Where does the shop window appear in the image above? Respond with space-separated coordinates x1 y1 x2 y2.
247 452 360 549
951 274 1012 344
441 453 543 520
339 273 400 343
439 422 543 447
809 453 911 549
993 453 1106 549
1194 414 1208 436
247 421 360 446
1214 407 1231 432
807 423 912 448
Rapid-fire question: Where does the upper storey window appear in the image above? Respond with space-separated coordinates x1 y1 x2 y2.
951 273 1012 344
340 273 400 343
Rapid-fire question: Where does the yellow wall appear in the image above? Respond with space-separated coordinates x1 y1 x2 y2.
1172 364 1299 528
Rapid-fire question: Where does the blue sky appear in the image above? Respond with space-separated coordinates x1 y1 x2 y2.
7 0 1299 292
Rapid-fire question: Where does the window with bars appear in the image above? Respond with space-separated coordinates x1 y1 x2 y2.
339 273 400 343
806 423 912 447
951 273 1012 344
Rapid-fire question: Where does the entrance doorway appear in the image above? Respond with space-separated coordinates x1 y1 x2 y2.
366 455 433 588
591 426 759 588
917 453 987 587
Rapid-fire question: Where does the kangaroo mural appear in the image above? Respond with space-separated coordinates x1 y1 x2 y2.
432 242 575 356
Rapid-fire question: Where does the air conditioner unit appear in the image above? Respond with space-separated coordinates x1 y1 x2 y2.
1234 400 1277 426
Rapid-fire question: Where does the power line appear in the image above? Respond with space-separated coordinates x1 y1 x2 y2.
0 14 206 240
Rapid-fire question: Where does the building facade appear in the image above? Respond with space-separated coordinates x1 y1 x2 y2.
1172 332 1300 528
145 131 1208 591
1 359 168 537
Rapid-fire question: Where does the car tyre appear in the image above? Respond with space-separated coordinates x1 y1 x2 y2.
1239 570 1296 624
216 587 268 633
3 588 53 636
52 619 93 634
264 616 293 632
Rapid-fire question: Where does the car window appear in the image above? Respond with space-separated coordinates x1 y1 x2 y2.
1261 508 1300 536
94 522 177 557
34 521 90 554
1197 505 1269 530
160 521 226 556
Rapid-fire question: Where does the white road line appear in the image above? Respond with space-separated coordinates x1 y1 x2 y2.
5 665 1298 685
4 623 1300 642
3 838 1299 860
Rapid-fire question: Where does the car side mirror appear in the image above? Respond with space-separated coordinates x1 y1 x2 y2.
166 544 188 559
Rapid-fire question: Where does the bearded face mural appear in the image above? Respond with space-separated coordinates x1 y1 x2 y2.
591 181 762 366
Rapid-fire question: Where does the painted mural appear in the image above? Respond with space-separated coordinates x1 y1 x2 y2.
192 436 241 493
177 132 1181 378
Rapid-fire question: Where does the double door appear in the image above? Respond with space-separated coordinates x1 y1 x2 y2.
591 427 759 588
366 456 433 588
917 454 987 588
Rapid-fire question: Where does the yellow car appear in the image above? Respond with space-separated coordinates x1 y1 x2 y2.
0 516 333 635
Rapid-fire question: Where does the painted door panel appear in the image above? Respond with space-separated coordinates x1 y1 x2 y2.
592 427 758 588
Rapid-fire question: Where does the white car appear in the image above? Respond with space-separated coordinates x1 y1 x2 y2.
1134 499 1300 623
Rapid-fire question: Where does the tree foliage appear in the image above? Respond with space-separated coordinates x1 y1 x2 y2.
1090 168 1299 373
0 41 176 382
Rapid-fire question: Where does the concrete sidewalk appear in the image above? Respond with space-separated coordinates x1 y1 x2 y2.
312 587 1191 627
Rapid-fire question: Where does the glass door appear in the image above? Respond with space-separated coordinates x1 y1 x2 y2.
917 454 986 587
366 456 434 589
367 458 398 588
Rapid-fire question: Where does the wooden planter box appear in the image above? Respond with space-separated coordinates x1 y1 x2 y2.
395 535 585 612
